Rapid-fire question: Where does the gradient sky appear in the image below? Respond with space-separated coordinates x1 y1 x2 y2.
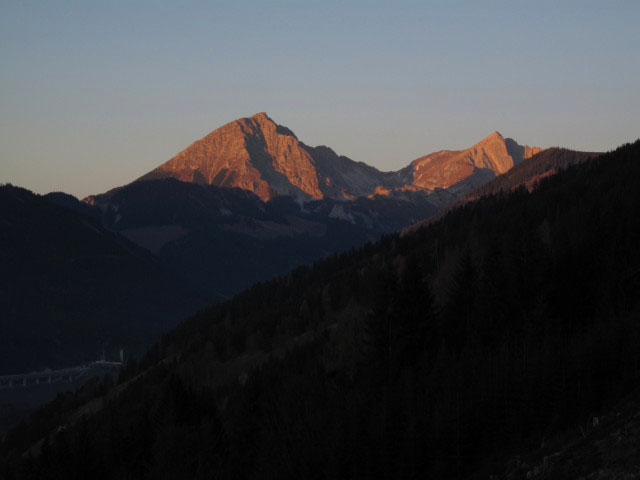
1 0 639 198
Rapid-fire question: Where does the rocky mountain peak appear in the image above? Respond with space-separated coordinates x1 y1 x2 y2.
408 131 542 190
250 111 272 122
135 114 542 204
138 113 324 201
482 130 504 141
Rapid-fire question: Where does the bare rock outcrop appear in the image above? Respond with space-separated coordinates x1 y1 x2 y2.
405 131 541 191
138 113 541 203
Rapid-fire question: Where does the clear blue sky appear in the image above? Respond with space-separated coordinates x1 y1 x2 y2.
1 0 639 198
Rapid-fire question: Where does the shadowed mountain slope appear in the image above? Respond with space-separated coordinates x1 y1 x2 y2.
84 178 438 300
0 185 198 374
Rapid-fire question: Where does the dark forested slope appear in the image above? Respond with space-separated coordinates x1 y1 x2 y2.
2 140 640 479
0 186 198 374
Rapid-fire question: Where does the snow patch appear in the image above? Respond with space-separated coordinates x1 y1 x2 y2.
294 196 308 212
328 204 355 224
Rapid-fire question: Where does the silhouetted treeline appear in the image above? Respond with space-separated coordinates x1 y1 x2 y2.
2 140 640 479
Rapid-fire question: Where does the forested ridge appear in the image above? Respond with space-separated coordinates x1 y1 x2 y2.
0 186 198 374
2 140 640 479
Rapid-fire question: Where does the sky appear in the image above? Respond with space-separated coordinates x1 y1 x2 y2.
1 0 639 198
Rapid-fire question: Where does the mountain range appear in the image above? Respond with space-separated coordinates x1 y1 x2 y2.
132 112 541 202
80 113 550 303
1 113 587 375
3 138 638 479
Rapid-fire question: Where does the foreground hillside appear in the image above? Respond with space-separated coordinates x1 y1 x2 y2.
494 386 640 479
2 140 639 479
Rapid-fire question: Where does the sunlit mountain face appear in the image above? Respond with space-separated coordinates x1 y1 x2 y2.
130 113 540 202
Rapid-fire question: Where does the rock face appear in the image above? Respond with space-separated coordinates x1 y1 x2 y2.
140 112 397 201
139 113 317 201
138 113 541 202
402 147 597 235
401 131 542 193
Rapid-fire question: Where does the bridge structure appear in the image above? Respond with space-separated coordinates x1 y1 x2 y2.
0 361 123 390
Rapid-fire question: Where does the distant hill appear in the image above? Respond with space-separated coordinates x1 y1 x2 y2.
84 178 439 300
0 185 199 374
